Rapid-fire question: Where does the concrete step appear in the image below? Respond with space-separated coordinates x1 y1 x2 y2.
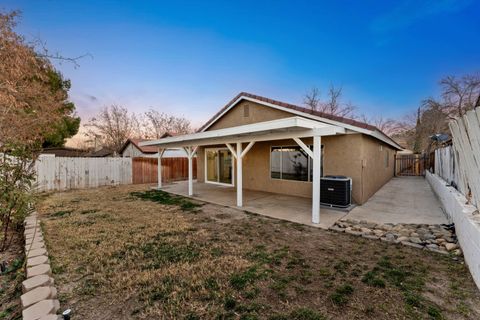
22 299 60 320
21 286 57 308
22 275 54 293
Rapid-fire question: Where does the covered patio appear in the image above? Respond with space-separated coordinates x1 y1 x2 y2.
162 180 348 229
140 116 346 225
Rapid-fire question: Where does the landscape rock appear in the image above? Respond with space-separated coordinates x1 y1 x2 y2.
329 225 345 233
22 299 60 320
409 237 423 244
26 241 46 252
401 241 424 249
21 286 57 308
27 264 51 278
27 255 49 267
362 234 379 240
445 243 459 251
397 236 409 242
22 275 54 293
27 248 47 259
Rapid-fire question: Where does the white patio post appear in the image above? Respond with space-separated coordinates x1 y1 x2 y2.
236 142 243 207
312 135 322 224
157 148 164 189
184 146 197 196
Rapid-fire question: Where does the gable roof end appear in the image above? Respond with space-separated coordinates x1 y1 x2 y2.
198 92 403 150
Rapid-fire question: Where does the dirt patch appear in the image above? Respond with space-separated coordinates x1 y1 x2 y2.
0 229 25 320
37 184 480 319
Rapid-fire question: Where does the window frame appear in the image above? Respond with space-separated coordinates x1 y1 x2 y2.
269 144 324 183
204 147 235 187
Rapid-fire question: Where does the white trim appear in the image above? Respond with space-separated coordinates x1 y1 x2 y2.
312 136 322 224
236 142 243 207
241 141 255 158
140 117 345 148
293 138 313 158
199 95 402 150
204 147 234 187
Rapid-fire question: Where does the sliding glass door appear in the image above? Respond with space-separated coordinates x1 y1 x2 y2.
205 148 233 185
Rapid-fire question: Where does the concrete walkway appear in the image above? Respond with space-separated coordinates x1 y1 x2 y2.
344 177 448 225
162 181 347 229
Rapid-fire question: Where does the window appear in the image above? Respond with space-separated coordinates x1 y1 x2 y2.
385 150 390 168
205 149 233 185
270 145 323 181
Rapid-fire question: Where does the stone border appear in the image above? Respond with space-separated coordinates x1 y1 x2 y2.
22 211 62 320
330 218 462 256
426 171 480 289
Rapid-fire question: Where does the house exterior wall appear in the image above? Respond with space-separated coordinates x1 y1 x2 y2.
122 144 144 158
198 99 397 205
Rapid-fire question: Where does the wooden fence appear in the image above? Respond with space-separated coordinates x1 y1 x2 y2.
395 154 429 176
446 107 480 209
132 157 197 184
34 155 132 192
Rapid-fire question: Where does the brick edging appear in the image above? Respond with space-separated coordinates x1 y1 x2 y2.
22 212 62 320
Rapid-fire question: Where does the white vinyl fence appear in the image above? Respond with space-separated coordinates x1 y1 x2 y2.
448 108 480 209
428 107 480 290
34 155 132 192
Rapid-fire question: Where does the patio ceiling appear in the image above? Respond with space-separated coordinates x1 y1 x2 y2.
139 116 345 148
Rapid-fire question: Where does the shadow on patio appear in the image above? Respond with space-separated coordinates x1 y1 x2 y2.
162 180 348 229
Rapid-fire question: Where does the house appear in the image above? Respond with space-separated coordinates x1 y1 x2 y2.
86 147 117 157
119 138 187 158
141 92 403 224
41 147 88 157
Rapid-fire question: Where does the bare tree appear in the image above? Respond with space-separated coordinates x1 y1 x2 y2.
303 85 356 118
85 105 142 151
142 109 192 139
440 74 480 117
303 87 321 111
360 114 407 136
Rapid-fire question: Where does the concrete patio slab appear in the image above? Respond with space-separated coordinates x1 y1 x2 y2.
162 180 348 229
344 177 448 225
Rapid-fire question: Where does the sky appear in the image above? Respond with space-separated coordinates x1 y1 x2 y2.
3 0 480 141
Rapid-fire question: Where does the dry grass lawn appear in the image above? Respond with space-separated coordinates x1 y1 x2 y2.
37 184 480 320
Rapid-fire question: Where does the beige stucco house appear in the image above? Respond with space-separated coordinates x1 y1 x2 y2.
141 92 402 224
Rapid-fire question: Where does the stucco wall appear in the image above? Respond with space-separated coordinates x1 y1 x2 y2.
359 135 396 203
199 99 397 205
208 100 293 130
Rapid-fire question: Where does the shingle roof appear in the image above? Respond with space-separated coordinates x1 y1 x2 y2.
119 138 159 154
198 92 378 132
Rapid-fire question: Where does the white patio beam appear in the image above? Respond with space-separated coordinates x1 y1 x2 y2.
225 143 237 159
293 138 313 158
312 135 322 224
151 127 343 149
157 148 165 189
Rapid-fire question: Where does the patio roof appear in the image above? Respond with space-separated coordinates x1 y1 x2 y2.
140 116 345 148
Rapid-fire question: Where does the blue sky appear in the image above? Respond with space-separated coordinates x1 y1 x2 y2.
4 0 480 129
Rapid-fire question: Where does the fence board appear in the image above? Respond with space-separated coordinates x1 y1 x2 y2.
34 156 132 192
132 157 197 184
436 107 480 209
